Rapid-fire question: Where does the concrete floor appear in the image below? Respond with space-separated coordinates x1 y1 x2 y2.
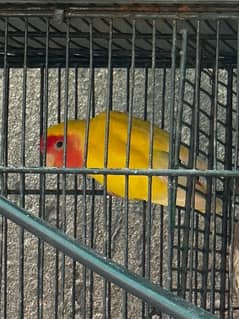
0 67 235 318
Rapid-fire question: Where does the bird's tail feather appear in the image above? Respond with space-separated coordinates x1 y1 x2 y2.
176 177 222 214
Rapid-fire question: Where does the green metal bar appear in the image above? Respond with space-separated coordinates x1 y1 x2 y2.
168 18 177 292
2 4 239 20
0 195 218 319
0 166 238 177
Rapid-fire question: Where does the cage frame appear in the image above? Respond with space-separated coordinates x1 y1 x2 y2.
0 2 239 319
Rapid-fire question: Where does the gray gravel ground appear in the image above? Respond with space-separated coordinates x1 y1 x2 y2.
0 67 237 318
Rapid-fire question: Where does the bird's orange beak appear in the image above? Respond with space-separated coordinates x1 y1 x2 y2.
45 153 56 167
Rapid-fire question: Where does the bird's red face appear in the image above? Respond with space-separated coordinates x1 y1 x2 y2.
40 134 84 168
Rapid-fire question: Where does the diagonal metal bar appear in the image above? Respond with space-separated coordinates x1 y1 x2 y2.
0 195 218 319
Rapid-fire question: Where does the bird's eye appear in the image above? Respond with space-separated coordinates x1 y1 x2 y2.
55 140 63 149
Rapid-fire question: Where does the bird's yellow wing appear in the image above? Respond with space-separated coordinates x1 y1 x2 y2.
87 111 207 170
85 111 220 213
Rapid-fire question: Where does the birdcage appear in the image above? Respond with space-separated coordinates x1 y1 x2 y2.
0 1 238 318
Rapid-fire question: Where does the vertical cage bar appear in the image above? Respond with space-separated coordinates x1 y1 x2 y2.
60 17 71 319
190 20 202 307
38 66 44 319
188 20 201 304
200 71 220 310
126 68 130 113
158 68 167 319
82 18 94 319
145 18 156 319
38 17 49 319
176 210 182 296
174 27 188 298
103 18 113 319
0 17 9 319
229 18 239 319
143 68 148 121
180 25 196 300
220 66 233 318
174 29 187 167
54 67 62 319
19 17 28 319
167 20 177 291
89 68 96 319
0 21 8 193
83 19 94 167
123 18 136 319
160 68 166 130
201 73 214 310
194 214 199 306
210 19 220 314
72 67 78 319
141 67 148 318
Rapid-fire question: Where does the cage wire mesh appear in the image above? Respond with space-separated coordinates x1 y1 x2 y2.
0 2 239 319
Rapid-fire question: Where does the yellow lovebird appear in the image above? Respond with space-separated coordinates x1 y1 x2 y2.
40 111 222 213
